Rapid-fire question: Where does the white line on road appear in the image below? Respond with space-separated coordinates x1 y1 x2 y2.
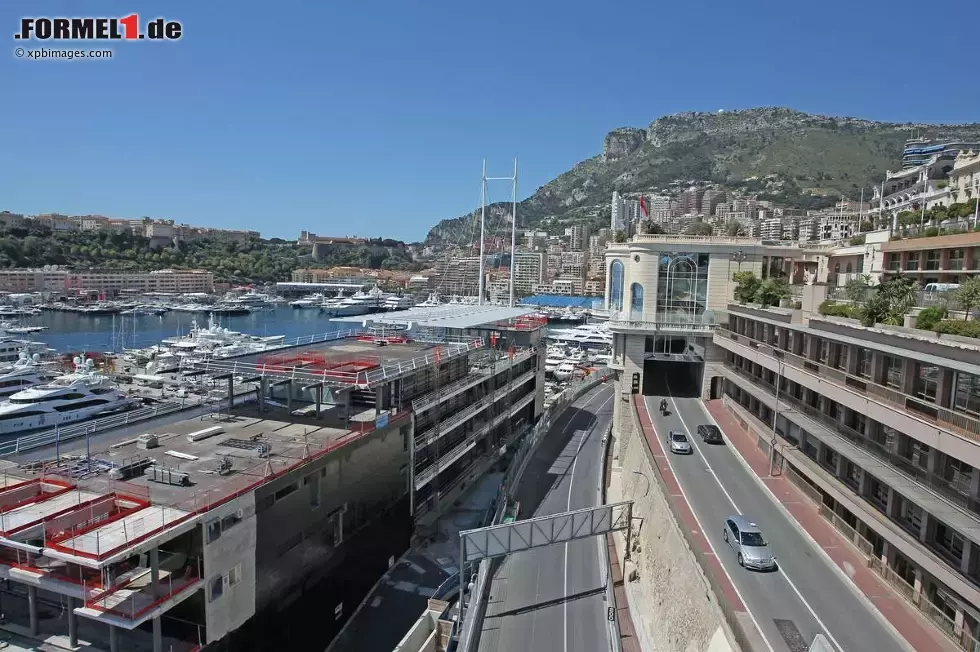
642 397 777 652
564 391 613 652
666 388 846 652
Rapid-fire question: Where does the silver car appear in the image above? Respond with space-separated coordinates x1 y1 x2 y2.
668 430 692 454
723 515 776 571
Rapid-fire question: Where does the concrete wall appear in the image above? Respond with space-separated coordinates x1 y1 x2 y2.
203 492 257 644
611 384 738 652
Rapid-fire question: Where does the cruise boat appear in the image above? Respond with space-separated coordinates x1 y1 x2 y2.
0 358 133 434
0 352 59 400
163 315 285 356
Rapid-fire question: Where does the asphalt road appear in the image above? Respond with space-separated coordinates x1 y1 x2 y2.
477 382 615 652
648 390 905 652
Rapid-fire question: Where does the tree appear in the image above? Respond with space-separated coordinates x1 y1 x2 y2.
685 220 714 236
954 277 980 320
859 276 919 327
640 220 664 235
613 230 627 243
726 221 747 237
732 271 761 304
844 277 870 303
757 277 790 307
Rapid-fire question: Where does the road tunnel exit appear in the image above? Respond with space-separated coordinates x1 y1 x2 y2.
642 359 703 397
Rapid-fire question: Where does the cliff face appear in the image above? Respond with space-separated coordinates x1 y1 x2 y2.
425 107 980 243
603 127 647 161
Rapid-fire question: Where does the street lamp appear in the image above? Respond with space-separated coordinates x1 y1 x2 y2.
730 250 747 272
760 344 784 476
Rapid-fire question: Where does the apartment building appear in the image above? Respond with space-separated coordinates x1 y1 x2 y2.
512 252 545 296
0 212 27 229
0 268 214 296
879 231 980 285
611 191 642 233
950 151 980 205
569 225 590 252
798 214 857 242
713 306 980 642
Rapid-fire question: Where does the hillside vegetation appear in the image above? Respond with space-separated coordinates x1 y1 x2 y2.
0 224 421 284
426 107 980 242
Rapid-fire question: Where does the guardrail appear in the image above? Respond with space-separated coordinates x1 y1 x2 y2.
455 369 612 652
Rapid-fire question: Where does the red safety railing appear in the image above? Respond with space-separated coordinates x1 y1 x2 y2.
0 477 76 523
85 556 203 621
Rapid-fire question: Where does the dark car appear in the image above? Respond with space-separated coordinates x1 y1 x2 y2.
698 424 724 444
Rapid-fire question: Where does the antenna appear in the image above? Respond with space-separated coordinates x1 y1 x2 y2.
482 158 520 307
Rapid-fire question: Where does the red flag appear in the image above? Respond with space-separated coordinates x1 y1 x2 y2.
639 195 648 218
434 347 441 365
508 346 515 360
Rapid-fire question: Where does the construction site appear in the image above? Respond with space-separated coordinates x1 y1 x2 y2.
0 305 545 652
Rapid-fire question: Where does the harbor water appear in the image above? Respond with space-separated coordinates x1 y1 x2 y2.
17 307 346 353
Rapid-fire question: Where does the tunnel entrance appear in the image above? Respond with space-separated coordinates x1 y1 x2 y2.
642 359 703 397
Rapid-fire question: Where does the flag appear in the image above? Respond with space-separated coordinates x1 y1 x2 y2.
508 346 515 360
434 347 441 365
639 195 648 219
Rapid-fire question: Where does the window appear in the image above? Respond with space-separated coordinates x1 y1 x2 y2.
905 253 920 271
948 248 965 269
207 519 221 544
925 250 940 271
228 564 242 587
609 259 624 312
856 349 870 378
629 282 644 317
209 575 224 602
887 253 900 271
221 511 243 532
954 372 980 417
818 340 829 364
882 356 902 389
836 345 849 372
899 500 923 535
914 363 939 402
934 521 965 562
305 472 321 508
275 482 298 501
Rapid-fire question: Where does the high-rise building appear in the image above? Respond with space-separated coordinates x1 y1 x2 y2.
611 192 641 233
512 252 545 295
570 224 591 252
677 187 704 215
702 189 727 216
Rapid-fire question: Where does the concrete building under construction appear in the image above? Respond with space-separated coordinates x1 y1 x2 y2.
0 306 545 651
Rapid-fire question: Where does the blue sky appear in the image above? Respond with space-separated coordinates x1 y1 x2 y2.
2 0 978 242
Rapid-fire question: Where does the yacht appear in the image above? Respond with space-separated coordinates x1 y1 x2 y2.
546 322 613 350
553 361 576 382
544 352 566 376
290 294 326 309
416 292 443 308
383 294 415 311
0 358 133 434
0 352 59 400
5 325 47 335
162 315 285 359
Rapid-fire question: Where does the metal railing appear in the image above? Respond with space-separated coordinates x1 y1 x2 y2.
818 504 875 558
723 362 980 523
717 328 980 441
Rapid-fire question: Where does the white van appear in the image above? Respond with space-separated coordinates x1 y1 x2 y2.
924 283 960 293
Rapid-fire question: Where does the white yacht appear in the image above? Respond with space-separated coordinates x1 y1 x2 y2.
416 292 443 308
384 294 414 311
0 352 58 400
553 361 576 381
289 294 326 309
0 358 133 434
163 315 285 358
546 322 613 349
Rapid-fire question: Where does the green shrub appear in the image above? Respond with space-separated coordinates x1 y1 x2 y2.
793 301 802 310
818 301 856 318
923 227 940 238
848 235 866 246
915 306 948 330
936 320 980 338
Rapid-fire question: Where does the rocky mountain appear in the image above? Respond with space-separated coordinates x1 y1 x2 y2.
425 107 980 243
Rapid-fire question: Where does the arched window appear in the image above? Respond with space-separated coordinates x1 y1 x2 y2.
630 282 644 317
845 262 853 274
609 259 624 311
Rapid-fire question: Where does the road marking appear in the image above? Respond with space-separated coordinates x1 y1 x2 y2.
667 390 845 652
641 397 776 652
564 391 613 652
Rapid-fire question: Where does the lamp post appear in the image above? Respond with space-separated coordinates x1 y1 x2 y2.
731 249 747 272
761 344 784 476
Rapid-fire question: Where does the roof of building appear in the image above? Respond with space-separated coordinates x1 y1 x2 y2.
332 304 534 330
881 231 980 252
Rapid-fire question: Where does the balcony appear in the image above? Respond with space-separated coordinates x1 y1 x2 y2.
715 328 980 442
82 552 203 623
724 362 980 519
609 312 720 334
